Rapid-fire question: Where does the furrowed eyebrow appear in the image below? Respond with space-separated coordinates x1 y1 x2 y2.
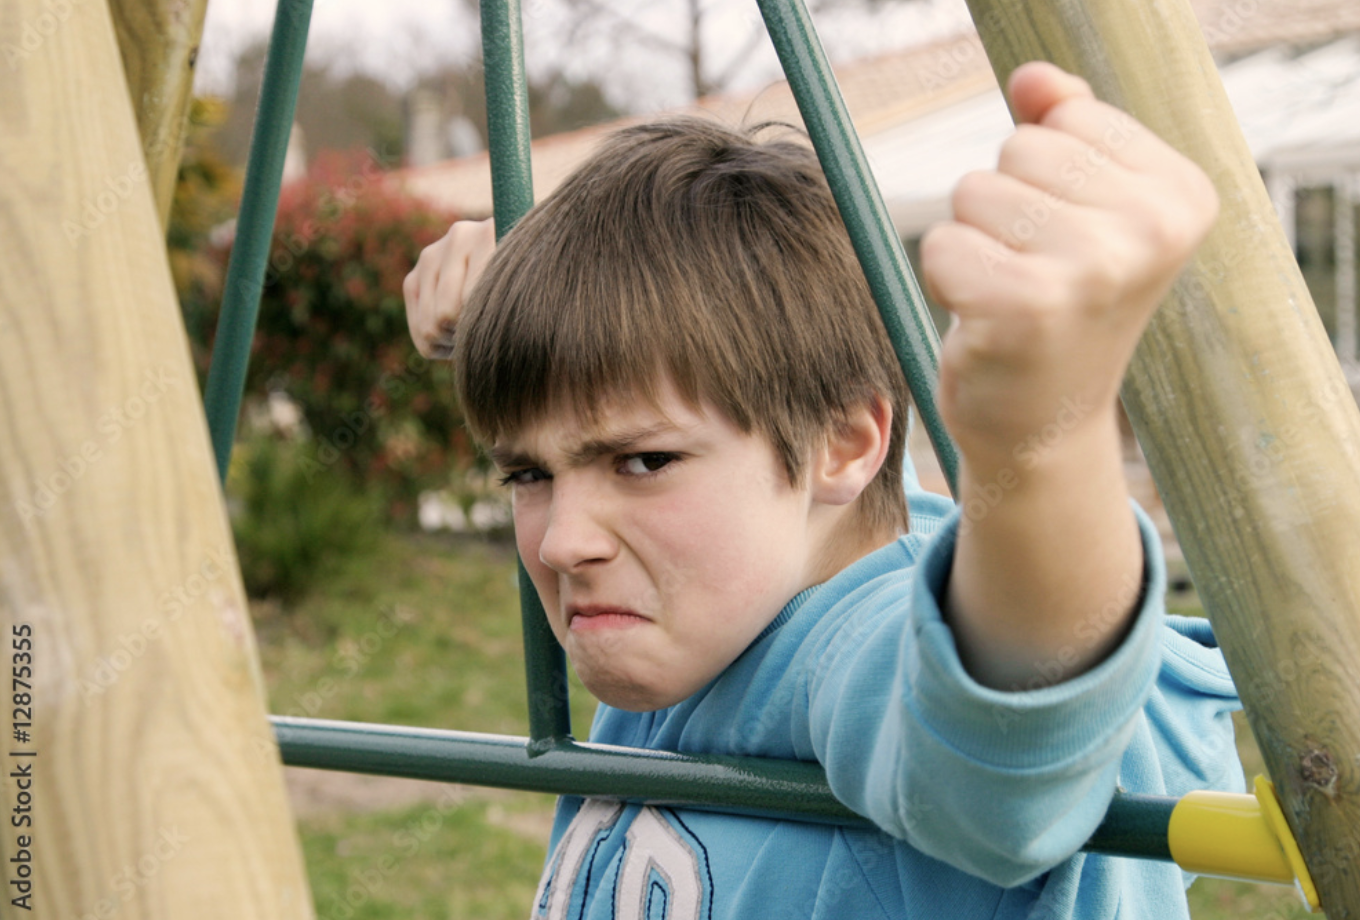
564 422 679 467
490 421 681 472
489 446 539 470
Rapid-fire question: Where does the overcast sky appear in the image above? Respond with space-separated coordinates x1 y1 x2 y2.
195 0 975 113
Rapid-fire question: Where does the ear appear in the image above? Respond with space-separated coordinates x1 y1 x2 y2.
809 394 892 507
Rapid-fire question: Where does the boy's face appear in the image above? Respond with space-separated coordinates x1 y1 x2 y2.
493 380 824 712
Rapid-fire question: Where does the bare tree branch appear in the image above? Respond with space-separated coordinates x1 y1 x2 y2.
709 24 771 92
561 0 690 56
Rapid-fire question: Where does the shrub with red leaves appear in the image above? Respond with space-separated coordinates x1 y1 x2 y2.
207 150 468 523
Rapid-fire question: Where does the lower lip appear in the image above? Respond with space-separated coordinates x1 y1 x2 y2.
570 612 648 631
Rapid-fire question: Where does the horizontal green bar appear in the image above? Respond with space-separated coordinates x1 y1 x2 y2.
272 716 1172 857
1086 793 1174 860
273 716 862 824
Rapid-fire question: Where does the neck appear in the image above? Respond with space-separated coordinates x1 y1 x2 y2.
808 509 898 586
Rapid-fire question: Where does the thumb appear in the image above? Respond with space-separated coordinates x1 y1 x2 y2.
1007 61 1094 125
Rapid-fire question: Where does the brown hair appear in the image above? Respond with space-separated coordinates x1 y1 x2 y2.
456 116 910 534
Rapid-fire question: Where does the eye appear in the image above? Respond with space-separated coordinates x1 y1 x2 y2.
497 467 550 487
619 453 677 476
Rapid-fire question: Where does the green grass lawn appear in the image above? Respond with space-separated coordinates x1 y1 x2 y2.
256 529 593 920
255 530 1312 919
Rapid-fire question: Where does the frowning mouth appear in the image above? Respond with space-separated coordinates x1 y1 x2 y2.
567 605 649 631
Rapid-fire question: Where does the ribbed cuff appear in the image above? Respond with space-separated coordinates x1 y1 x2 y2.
903 501 1166 769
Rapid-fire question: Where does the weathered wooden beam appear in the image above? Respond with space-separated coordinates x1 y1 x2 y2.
110 0 210 227
964 0 1360 914
0 1 314 917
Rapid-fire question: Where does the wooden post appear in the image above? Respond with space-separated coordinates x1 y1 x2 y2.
964 1 1360 914
0 1 314 917
109 0 209 227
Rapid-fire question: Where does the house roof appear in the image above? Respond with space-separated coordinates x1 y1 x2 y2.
395 0 1360 222
878 34 1360 234
394 29 996 217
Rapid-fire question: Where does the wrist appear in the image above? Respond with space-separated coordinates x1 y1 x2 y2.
949 407 1142 689
958 404 1123 502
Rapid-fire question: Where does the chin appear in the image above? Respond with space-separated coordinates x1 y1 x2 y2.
586 674 689 713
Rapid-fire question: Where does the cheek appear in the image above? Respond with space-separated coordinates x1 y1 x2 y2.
655 492 797 601
512 501 541 557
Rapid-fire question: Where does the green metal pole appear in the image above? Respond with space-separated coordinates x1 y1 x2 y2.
274 716 861 824
481 0 536 238
519 564 574 750
271 715 1172 858
1086 794 1174 860
757 0 959 495
201 0 314 482
481 0 574 747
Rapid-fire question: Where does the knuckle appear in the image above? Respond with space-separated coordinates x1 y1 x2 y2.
452 219 486 246
1079 238 1135 302
919 222 947 259
951 171 993 214
919 223 956 273
997 124 1043 173
1030 268 1074 315
1135 169 1217 256
1141 199 1198 257
1044 96 1099 135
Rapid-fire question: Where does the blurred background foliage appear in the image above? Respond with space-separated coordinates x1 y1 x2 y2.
235 151 466 522
165 56 515 600
174 137 472 524
226 435 382 602
170 97 241 371
212 41 622 169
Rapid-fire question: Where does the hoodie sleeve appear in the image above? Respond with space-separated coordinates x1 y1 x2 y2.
807 502 1174 887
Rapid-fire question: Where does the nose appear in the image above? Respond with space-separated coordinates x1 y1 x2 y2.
536 475 618 574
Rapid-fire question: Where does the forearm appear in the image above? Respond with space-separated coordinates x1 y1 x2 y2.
945 406 1144 690
810 495 1165 886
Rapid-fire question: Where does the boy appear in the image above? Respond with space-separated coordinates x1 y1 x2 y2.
404 63 1243 919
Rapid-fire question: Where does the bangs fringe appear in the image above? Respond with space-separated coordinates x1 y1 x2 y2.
455 116 911 533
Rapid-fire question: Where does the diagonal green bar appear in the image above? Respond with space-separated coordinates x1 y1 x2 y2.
271 716 1173 859
202 0 315 482
480 0 574 747
757 0 959 495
